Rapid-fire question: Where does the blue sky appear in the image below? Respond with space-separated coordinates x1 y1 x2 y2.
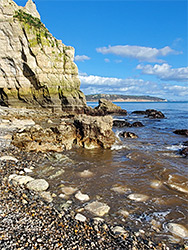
15 0 187 101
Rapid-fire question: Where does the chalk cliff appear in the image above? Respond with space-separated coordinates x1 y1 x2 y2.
0 0 87 112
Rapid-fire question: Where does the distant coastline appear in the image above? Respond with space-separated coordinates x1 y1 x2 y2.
86 94 167 102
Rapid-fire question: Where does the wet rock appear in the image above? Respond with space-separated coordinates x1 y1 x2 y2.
78 170 93 178
49 169 65 179
39 191 53 202
180 147 188 157
112 226 127 235
26 179 49 192
173 129 188 137
74 114 116 149
145 109 165 119
12 115 116 151
165 174 188 194
75 213 87 222
85 201 110 216
61 186 78 195
166 223 188 239
183 141 188 146
75 191 90 202
113 120 131 128
9 174 34 186
132 121 144 127
118 209 130 218
132 109 165 118
150 180 163 189
0 155 18 162
111 184 130 194
128 193 149 202
120 131 138 139
94 99 127 116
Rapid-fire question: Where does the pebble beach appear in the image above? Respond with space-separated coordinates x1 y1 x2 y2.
0 106 187 249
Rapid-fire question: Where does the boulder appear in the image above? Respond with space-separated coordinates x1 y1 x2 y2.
132 121 144 127
145 109 165 119
173 129 188 137
61 186 78 195
12 115 116 151
74 114 116 149
120 131 138 139
75 213 87 222
113 120 131 128
94 99 127 116
132 109 165 119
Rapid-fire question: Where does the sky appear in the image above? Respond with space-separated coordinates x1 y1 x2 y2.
15 0 188 101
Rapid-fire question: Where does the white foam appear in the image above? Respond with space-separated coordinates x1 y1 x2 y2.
111 144 127 150
166 145 185 151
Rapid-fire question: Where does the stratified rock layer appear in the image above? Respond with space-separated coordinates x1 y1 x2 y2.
12 115 116 151
0 0 86 112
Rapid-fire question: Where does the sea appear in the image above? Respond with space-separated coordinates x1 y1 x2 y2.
35 101 188 243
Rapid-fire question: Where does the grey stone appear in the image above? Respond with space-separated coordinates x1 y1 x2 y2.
26 179 49 192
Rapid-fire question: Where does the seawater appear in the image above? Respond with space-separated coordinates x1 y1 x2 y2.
35 102 188 243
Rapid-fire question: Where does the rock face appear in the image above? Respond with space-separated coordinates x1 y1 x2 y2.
12 115 116 151
0 0 87 112
94 99 127 116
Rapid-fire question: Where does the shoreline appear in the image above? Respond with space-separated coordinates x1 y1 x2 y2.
0 106 187 249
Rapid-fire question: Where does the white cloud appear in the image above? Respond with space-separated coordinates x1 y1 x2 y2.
114 59 122 63
79 73 188 100
75 55 91 62
137 63 188 81
104 58 110 63
96 45 181 62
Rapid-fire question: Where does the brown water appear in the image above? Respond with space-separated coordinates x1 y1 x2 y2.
33 102 188 243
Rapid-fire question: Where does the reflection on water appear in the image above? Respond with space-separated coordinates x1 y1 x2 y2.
34 102 188 243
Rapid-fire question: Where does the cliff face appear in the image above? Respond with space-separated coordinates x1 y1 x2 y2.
0 0 87 112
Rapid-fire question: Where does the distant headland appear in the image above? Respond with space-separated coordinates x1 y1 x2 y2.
86 94 167 102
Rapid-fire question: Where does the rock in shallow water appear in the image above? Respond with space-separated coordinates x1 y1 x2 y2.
75 191 90 202
85 201 110 216
26 179 49 192
166 223 188 239
128 193 149 202
75 213 87 222
61 186 78 195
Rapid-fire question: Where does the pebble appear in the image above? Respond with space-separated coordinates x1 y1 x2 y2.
26 179 49 192
150 180 163 189
24 168 33 173
75 191 90 201
78 169 93 178
61 186 78 195
118 209 130 218
39 191 53 202
0 155 18 162
75 213 87 222
111 184 130 194
128 193 149 202
112 226 127 235
166 223 188 239
9 174 34 185
85 201 110 216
